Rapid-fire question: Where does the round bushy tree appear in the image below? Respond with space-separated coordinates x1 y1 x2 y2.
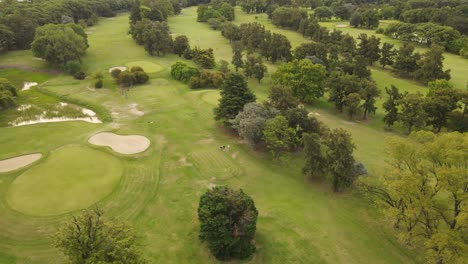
198 186 258 260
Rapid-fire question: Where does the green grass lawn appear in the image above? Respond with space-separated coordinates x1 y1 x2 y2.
7 144 123 216
0 10 423 264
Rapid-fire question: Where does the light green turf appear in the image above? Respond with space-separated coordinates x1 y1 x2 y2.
0 10 423 264
126 61 164 73
7 145 122 216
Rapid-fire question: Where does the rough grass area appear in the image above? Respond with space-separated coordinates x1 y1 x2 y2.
126 61 164 73
0 10 425 264
7 145 123 216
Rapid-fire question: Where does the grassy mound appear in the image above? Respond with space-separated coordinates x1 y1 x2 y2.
7 145 122 216
126 61 163 73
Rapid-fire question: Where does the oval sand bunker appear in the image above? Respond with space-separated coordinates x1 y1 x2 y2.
89 132 150 154
0 153 42 173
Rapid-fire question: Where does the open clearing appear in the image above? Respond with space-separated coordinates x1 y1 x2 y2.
88 132 150 154
0 153 42 173
6 145 122 216
0 9 429 264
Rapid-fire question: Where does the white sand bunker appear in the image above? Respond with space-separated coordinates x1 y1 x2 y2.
108 66 127 73
89 132 150 154
336 24 349 28
129 103 144 116
22 82 38 91
0 153 42 173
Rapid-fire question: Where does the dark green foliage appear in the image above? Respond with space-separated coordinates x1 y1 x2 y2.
345 93 361 120
31 24 88 68
302 132 326 178
218 60 230 73
327 72 361 113
266 85 300 111
393 42 421 78
414 45 451 84
65 60 82 75
73 71 86 80
324 128 356 192
383 85 405 128
222 23 241 43
231 43 244 71
170 61 200 82
263 115 298 157
314 6 334 21
360 80 380 119
271 7 308 29
198 186 258 260
130 19 173 56
0 24 14 52
94 79 103 89
0 78 17 110
117 71 134 87
214 72 256 122
357 34 380 66
350 8 380 29
268 33 292 63
133 71 149 84
111 69 122 79
272 59 326 102
197 2 234 23
173 35 190 57
424 84 460 132
54 208 147 264
352 55 371 79
192 47 216 69
399 92 427 133
379 43 396 68
189 70 224 89
284 108 323 137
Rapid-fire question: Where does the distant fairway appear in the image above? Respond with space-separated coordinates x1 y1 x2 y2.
7 145 122 216
126 61 164 73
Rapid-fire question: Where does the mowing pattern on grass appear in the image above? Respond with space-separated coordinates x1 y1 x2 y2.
189 149 242 180
7 145 123 216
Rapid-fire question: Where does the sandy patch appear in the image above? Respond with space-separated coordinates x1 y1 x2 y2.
88 132 150 154
17 104 32 111
336 24 349 28
342 120 356 126
59 102 68 107
231 151 239 159
129 103 144 116
13 116 102 126
179 157 193 167
0 153 42 173
108 66 127 73
22 82 38 91
82 108 96 116
195 138 214 144
32 58 45 61
85 31 93 35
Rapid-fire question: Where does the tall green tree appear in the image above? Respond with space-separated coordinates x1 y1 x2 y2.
414 45 451 84
324 128 356 192
198 186 258 260
0 78 16 110
54 208 147 264
383 85 405 128
263 115 298 158
345 93 361 120
424 85 460 132
357 34 381 65
31 24 88 67
393 42 421 77
231 43 244 72
272 59 327 102
399 92 427 133
266 85 300 111
214 73 256 123
379 42 396 69
302 132 327 178
360 80 380 119
173 35 190 57
327 72 361 112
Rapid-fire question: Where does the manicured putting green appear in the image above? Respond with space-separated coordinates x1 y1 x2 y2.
7 145 123 216
126 61 163 73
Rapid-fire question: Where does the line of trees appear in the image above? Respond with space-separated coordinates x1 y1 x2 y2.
0 0 133 53
360 131 468 263
383 81 468 133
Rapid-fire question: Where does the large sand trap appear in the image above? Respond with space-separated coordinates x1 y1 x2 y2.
108 66 127 73
0 154 42 173
22 82 38 91
13 116 102 126
88 132 150 154
336 24 349 28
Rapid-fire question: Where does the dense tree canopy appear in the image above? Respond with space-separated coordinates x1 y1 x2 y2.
31 24 88 67
198 186 258 260
54 208 147 264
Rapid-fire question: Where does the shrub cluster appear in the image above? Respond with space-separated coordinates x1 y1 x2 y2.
111 66 149 87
